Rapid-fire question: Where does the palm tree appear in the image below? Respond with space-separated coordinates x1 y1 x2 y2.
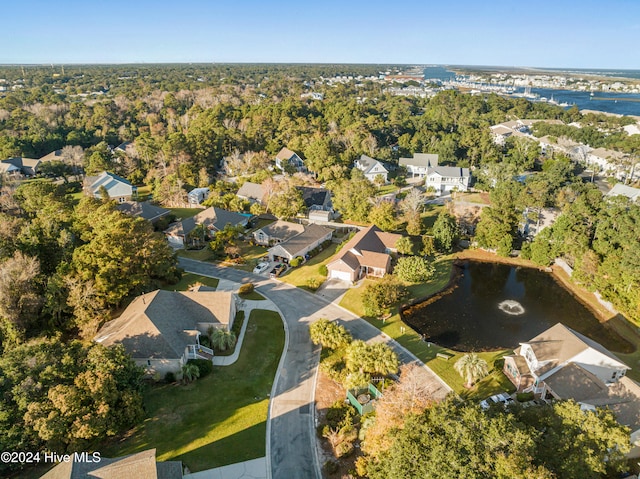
454 353 489 388
182 363 200 384
210 328 237 352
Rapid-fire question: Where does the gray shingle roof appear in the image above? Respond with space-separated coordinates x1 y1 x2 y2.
236 182 266 203
399 153 439 168
164 207 247 237
116 201 170 222
273 224 332 257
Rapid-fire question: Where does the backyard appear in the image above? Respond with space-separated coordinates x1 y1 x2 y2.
339 257 514 399
102 309 285 472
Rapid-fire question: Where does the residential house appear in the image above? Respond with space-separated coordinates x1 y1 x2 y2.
605 183 640 202
39 149 63 162
95 290 236 376
114 141 137 157
308 209 333 224
354 155 389 183
586 147 627 176
326 225 401 282
489 119 537 145
252 219 304 246
426 165 470 196
188 187 210 205
399 153 439 178
297 186 332 211
267 223 333 263
116 201 171 224
275 147 306 173
237 181 267 205
40 448 182 479
0 161 21 178
503 323 640 456
85 171 137 202
1 157 41 176
164 206 248 248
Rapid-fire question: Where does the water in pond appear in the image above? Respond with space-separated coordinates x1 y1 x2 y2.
402 261 632 353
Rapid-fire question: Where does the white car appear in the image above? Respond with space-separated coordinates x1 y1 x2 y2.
480 392 514 410
253 262 270 274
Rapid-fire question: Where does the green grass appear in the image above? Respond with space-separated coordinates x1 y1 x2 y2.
421 204 444 230
103 309 284 472
375 184 400 196
239 291 266 301
224 243 268 271
176 248 216 262
213 311 246 356
169 207 204 220
165 273 219 291
339 257 514 400
280 242 339 291
457 192 490 205
136 185 153 201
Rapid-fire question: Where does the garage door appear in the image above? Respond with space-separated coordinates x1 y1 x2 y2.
329 269 352 282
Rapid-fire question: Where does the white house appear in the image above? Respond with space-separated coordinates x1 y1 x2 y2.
586 148 627 176
605 183 640 202
399 153 439 178
354 154 388 183
425 166 470 196
188 187 210 205
85 171 137 202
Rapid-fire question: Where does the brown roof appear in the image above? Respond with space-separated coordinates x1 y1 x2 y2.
327 225 400 272
236 181 266 203
95 290 234 360
276 147 297 161
40 448 182 479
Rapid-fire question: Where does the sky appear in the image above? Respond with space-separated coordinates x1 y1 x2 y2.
3 0 640 69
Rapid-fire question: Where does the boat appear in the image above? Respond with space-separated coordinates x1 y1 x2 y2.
559 101 570 107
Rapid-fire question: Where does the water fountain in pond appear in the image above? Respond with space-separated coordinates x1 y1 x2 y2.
498 300 525 316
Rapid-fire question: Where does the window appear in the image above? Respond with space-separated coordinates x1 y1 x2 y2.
147 360 151 366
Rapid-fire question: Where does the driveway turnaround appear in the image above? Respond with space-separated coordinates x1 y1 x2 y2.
178 258 451 479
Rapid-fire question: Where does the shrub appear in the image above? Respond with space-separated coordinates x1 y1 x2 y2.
189 359 213 378
239 282 255 295
164 371 176 383
335 441 354 458
306 278 321 291
290 256 303 267
326 400 355 429
199 335 211 348
318 264 328 276
394 256 435 283
309 319 352 349
517 392 535 402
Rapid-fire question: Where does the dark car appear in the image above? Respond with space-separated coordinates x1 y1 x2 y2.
269 264 287 278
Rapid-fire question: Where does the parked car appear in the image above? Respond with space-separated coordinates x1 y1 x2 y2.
480 392 514 410
253 262 270 274
269 263 287 278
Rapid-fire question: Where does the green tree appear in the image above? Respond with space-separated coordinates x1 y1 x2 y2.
475 180 523 256
362 276 407 317
432 211 459 253
345 340 399 376
394 236 414 255
182 362 201 383
209 328 237 352
309 319 352 350
267 182 304 219
369 201 398 232
393 256 434 283
453 353 488 387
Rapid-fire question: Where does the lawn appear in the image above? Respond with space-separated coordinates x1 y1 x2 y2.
136 185 153 201
456 192 491 205
223 243 268 272
169 207 204 220
102 309 285 472
239 290 266 301
176 248 216 262
280 242 339 291
164 272 219 291
421 204 444 230
375 184 400 196
339 257 514 400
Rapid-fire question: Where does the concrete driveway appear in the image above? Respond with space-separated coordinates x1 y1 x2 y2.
178 258 451 479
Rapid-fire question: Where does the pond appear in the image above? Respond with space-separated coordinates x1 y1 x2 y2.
401 261 632 353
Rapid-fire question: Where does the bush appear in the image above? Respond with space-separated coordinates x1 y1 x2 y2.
335 441 354 458
164 371 176 383
306 278 321 291
394 256 435 283
517 392 535 402
326 400 355 429
189 359 213 378
199 335 211 348
318 264 328 276
289 256 303 267
239 282 255 295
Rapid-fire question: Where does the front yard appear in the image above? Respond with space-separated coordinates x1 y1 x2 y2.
164 272 219 291
102 309 285 472
279 242 340 291
339 257 514 399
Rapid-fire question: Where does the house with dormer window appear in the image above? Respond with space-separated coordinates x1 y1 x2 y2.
354 154 388 183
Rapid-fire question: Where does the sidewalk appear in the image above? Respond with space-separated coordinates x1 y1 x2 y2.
184 457 266 479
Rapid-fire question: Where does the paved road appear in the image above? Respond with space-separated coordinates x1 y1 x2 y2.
178 258 451 479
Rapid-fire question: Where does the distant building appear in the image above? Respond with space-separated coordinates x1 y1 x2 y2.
85 171 137 202
187 187 210 206
1 157 41 176
116 201 171 224
354 154 388 183
275 147 306 173
399 153 439 178
605 183 640 202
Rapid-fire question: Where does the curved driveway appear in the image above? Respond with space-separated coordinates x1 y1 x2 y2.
178 258 451 479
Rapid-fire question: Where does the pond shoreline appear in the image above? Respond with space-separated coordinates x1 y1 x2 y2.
400 249 638 354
